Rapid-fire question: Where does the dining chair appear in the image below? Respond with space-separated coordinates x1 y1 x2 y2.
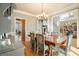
45 35 57 56
58 34 73 56
30 32 36 51
36 34 44 55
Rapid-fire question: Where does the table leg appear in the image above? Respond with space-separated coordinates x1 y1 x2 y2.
48 45 52 56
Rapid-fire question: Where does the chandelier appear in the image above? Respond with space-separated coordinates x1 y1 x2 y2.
36 3 48 20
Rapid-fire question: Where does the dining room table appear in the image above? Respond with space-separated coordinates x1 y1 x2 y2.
45 34 66 56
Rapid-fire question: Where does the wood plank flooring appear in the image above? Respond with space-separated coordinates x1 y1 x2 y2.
22 37 44 56
72 38 77 49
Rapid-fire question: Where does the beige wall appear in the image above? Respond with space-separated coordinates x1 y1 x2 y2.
26 16 37 35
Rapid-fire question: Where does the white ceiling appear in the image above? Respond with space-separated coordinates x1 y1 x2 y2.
15 3 76 15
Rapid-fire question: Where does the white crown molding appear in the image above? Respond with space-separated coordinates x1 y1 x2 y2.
48 4 79 16
13 9 36 17
13 4 79 18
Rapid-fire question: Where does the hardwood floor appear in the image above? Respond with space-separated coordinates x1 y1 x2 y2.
72 38 77 49
22 37 44 56
21 40 37 56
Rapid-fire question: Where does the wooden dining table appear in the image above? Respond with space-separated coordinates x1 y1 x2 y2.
45 34 66 56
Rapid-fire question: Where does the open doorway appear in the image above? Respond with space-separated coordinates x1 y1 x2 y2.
15 18 25 48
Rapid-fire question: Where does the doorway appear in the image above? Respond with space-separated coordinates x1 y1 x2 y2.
15 18 25 48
